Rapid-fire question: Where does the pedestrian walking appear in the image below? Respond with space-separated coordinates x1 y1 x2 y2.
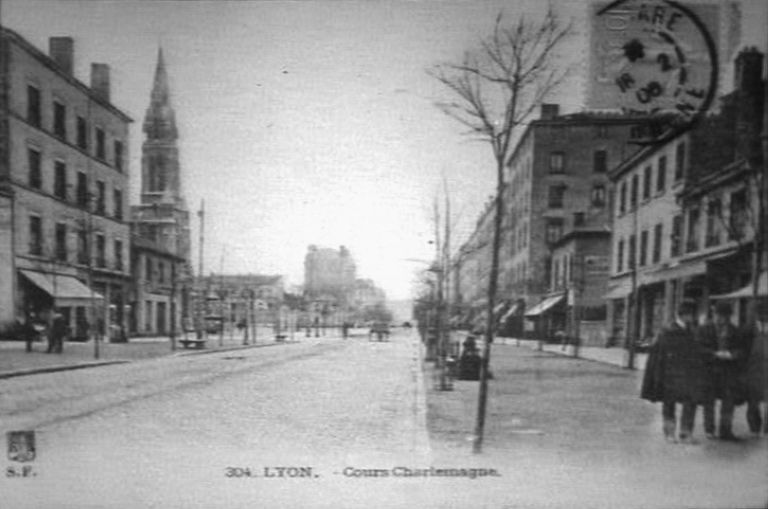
699 301 751 440
47 311 68 354
17 312 38 353
641 299 712 444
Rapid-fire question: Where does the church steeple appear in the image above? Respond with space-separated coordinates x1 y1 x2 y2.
143 47 177 141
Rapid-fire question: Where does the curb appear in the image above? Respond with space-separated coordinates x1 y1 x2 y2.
176 340 290 356
411 334 433 460
0 339 297 379
0 360 129 380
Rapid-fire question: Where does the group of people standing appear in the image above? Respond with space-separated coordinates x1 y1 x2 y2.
641 300 765 443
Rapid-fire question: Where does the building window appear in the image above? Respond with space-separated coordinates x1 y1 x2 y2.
27 85 42 127
149 155 167 191
96 181 106 215
28 148 42 189
158 262 165 284
617 239 624 272
630 174 639 209
639 230 648 267
642 165 652 200
54 161 67 200
114 140 124 171
77 229 88 265
29 215 42 256
113 189 123 220
545 218 564 244
591 184 606 208
77 116 88 150
96 234 106 268
656 156 667 193
595 125 608 138
55 223 67 262
548 185 565 208
145 300 153 332
114 240 123 271
729 190 747 240
671 215 683 257
146 258 153 282
549 152 565 174
573 212 585 226
619 182 627 215
77 172 88 208
653 223 663 263
593 150 607 173
674 142 685 181
706 199 721 247
686 206 700 253
96 128 106 160
53 101 67 140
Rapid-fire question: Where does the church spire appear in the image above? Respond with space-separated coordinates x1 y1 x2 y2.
151 47 170 106
143 46 177 140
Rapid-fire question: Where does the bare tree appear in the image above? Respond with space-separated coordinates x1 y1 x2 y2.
430 6 572 453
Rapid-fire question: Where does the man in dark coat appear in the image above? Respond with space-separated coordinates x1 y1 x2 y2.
47 311 67 354
641 300 711 444
699 301 751 440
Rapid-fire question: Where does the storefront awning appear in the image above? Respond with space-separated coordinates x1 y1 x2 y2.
525 294 565 317
500 302 520 322
640 260 706 286
711 272 768 299
603 280 633 300
20 270 104 306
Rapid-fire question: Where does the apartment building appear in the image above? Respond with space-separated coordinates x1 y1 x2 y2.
0 29 132 340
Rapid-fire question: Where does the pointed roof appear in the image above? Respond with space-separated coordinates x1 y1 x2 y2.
143 46 177 140
150 47 170 106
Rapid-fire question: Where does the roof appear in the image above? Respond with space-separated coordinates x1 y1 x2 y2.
2 27 133 123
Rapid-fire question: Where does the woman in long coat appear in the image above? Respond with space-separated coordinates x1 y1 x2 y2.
641 300 713 443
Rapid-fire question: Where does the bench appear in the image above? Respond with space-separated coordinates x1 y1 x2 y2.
179 338 206 349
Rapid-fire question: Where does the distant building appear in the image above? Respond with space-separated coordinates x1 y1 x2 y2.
197 274 284 328
129 234 184 336
303 245 357 305
0 29 132 340
130 48 192 337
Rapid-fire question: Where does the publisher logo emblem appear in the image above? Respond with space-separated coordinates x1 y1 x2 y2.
7 431 36 463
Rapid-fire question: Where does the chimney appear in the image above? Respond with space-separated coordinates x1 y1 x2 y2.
91 63 111 102
540 103 560 120
49 37 74 75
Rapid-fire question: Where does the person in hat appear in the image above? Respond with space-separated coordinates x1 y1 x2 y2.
700 300 752 440
641 299 712 444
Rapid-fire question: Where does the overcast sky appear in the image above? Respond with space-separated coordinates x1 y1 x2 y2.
3 0 766 300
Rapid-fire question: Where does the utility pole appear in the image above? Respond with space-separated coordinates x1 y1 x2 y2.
196 200 205 340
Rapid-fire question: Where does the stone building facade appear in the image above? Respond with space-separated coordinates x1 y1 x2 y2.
0 29 132 340
454 105 648 339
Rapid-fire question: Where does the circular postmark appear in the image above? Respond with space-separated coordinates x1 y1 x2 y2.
595 0 719 145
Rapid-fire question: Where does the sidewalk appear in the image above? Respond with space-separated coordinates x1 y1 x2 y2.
0 325 304 379
448 330 648 370
500 337 649 370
